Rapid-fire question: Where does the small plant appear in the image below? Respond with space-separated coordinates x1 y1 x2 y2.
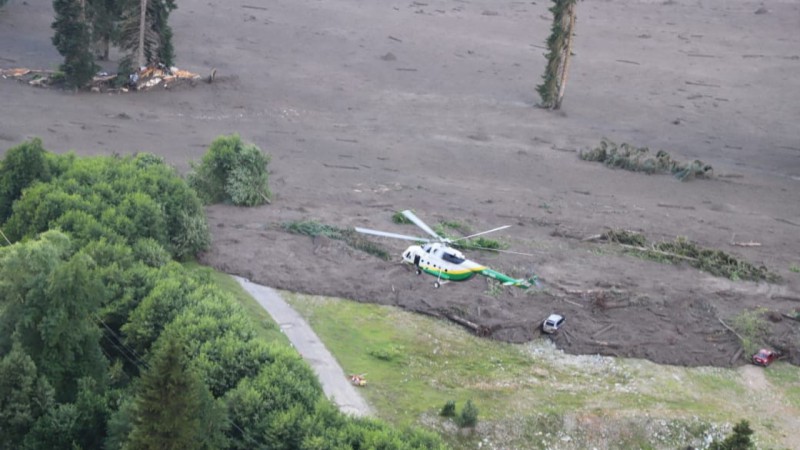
709 419 754 450
485 279 503 297
456 400 479 428
391 211 413 224
790 264 800 273
367 344 404 362
440 400 456 418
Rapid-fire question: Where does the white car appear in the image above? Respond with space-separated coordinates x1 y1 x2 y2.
542 314 565 334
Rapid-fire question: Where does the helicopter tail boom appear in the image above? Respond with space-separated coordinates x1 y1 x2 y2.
479 268 538 289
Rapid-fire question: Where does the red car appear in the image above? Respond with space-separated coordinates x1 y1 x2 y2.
752 348 777 366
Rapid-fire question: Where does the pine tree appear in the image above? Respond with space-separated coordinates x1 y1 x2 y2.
52 0 99 88
537 0 578 109
126 333 223 450
117 0 177 70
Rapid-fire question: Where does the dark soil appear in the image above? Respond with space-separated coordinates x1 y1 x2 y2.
2 0 798 367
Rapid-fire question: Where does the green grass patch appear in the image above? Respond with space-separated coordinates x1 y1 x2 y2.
281 293 785 449
283 220 391 260
764 363 800 409
182 261 289 346
790 264 800 273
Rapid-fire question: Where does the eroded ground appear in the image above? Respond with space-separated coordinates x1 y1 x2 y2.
1 0 799 367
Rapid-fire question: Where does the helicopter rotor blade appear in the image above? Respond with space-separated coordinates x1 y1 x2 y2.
459 245 540 257
401 210 443 241
452 225 511 243
354 227 430 243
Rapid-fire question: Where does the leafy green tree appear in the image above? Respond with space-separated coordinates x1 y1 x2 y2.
52 0 99 88
709 420 755 450
0 231 107 401
0 345 55 448
22 377 110 449
126 333 226 450
188 134 272 206
0 138 52 223
537 0 579 109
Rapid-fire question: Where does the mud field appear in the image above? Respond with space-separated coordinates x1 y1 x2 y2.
2 0 799 367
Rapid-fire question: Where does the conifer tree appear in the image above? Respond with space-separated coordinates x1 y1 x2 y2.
52 0 98 88
126 333 224 450
537 0 578 109
117 0 177 70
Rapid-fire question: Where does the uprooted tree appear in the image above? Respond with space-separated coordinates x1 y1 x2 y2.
537 0 579 109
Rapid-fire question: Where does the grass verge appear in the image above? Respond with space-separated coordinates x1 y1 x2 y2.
281 293 795 449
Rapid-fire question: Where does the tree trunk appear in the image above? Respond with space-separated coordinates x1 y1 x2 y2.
137 0 147 68
554 2 576 110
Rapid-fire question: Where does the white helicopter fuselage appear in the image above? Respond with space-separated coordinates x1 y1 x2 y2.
401 242 487 282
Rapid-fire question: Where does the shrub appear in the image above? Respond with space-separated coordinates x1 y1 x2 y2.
456 400 479 428
188 134 271 206
440 400 456 417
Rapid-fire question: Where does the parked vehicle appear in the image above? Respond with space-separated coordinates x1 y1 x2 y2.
542 314 565 334
752 348 777 366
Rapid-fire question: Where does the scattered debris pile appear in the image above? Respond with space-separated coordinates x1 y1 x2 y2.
1 64 201 92
580 138 713 181
590 229 778 282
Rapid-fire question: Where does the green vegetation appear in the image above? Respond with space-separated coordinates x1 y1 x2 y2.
730 309 769 356
580 138 713 181
284 293 791 448
284 219 391 260
392 210 413 224
600 230 777 282
709 420 754 450
456 400 479 428
434 221 509 252
52 0 98 88
0 140 444 450
790 264 800 273
188 134 272 206
537 0 579 109
440 400 456 418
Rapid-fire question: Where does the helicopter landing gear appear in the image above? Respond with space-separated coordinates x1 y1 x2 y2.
415 268 421 275
434 281 440 288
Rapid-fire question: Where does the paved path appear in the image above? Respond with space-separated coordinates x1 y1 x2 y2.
234 276 372 417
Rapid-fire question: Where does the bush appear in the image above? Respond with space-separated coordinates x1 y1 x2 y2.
188 134 271 206
439 400 456 417
456 400 479 428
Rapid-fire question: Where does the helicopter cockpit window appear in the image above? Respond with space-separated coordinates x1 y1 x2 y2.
442 252 465 264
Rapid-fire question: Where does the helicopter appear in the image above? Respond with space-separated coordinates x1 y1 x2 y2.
355 210 540 289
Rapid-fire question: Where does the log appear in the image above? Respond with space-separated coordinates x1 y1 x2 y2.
730 347 744 365
718 317 745 343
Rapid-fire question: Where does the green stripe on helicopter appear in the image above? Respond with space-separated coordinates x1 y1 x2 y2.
419 264 486 281
479 268 532 288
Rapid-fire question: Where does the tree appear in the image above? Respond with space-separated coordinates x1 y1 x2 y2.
709 420 755 450
0 231 108 401
117 0 177 69
537 0 579 109
0 345 55 448
126 333 225 450
52 0 99 88
0 138 51 223
456 400 479 428
188 134 272 206
87 0 122 60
